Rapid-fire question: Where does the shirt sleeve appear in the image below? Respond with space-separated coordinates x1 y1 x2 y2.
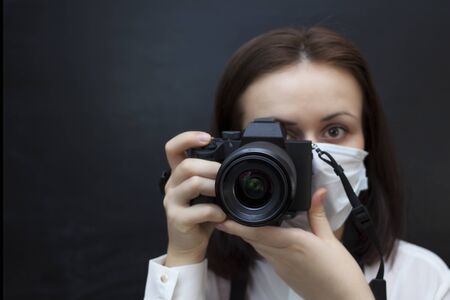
143 254 208 300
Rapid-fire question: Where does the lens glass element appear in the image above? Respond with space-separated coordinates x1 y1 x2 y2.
235 170 272 208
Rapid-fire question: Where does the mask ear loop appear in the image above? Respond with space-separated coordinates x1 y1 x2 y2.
312 144 386 300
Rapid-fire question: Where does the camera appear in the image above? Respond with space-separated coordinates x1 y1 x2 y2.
187 118 312 226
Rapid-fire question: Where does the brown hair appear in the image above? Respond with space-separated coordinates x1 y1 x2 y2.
206 27 404 281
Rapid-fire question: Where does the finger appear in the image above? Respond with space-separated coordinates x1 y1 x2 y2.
168 158 221 188
165 131 211 169
216 220 305 248
180 204 226 227
307 188 333 239
165 176 216 208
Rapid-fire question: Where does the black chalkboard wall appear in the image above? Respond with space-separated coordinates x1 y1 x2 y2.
4 1 450 299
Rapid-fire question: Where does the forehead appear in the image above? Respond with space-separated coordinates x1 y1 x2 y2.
239 62 363 127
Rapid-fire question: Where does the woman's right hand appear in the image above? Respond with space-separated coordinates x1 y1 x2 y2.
163 131 226 267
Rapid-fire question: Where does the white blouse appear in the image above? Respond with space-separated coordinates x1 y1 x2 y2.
144 240 450 300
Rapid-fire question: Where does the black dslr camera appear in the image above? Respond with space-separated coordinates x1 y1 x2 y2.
188 118 312 226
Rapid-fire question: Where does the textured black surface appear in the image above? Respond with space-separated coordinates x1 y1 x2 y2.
4 1 450 299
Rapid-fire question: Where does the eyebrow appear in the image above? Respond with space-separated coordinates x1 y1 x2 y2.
320 112 357 122
274 112 357 127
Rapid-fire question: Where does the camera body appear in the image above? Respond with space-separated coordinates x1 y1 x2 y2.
188 118 312 226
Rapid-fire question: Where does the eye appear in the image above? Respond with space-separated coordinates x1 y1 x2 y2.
322 125 347 139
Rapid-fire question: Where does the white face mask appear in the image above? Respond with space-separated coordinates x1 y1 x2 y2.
281 143 369 231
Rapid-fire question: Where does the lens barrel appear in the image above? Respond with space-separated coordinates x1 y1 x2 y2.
216 142 297 226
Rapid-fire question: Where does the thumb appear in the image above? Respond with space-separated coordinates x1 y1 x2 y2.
308 188 333 239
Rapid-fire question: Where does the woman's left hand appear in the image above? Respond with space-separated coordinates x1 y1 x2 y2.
215 188 375 300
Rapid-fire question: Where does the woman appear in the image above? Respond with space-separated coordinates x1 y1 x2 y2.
145 27 449 299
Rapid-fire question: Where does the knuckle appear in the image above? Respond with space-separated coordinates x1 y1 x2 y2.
189 175 203 190
162 197 169 210
163 179 171 195
202 206 216 218
163 189 175 209
178 159 194 176
164 140 174 155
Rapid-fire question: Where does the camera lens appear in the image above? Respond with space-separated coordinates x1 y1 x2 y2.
235 170 272 207
217 141 298 226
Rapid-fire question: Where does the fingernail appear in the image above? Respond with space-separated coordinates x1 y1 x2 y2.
198 133 211 143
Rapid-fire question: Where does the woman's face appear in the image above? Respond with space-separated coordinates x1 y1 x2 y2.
240 62 365 149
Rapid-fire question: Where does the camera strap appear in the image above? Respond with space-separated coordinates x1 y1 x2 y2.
312 144 386 300
229 275 249 300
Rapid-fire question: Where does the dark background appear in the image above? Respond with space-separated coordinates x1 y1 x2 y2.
4 0 450 299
